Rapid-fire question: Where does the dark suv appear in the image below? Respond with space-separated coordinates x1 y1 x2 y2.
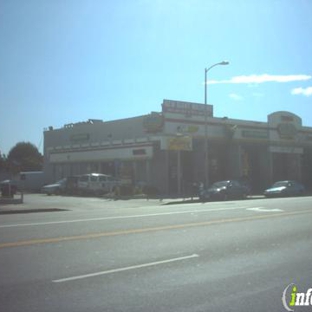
199 180 248 202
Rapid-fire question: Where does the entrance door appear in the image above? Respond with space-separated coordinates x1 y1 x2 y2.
272 153 301 181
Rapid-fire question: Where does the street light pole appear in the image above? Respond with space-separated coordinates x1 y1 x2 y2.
177 148 181 195
204 61 229 188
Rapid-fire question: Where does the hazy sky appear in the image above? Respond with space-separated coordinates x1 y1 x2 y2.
1 0 312 155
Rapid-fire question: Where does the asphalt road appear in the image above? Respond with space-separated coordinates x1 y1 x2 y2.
0 195 311 312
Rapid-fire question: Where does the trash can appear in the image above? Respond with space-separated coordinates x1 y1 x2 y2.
0 180 16 198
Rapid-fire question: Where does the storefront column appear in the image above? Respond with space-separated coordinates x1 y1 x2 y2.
177 150 181 195
288 153 302 181
228 144 241 178
268 150 273 185
165 149 169 194
146 159 151 184
132 161 137 184
237 145 242 177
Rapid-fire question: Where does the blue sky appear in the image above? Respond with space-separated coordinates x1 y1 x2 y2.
1 0 312 155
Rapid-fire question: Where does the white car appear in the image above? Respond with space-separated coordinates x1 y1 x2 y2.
77 173 119 195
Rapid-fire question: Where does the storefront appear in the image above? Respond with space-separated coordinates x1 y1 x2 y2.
43 100 312 194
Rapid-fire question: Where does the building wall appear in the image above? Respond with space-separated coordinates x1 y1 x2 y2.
43 101 312 194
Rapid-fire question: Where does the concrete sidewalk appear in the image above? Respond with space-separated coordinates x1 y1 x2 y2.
0 193 265 215
0 193 189 214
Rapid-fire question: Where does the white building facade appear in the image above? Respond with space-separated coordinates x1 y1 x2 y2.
43 99 312 194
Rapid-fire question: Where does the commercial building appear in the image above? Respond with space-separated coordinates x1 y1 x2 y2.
43 99 312 194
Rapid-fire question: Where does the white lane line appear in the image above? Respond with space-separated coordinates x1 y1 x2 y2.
247 207 284 212
0 206 247 228
53 253 199 283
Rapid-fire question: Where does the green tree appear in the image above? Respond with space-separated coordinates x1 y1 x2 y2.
7 142 43 173
0 152 6 172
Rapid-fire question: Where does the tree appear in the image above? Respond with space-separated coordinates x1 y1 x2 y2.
0 152 6 172
7 142 43 173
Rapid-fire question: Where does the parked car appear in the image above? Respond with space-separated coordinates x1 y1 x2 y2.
64 175 80 195
199 180 248 202
41 178 67 195
264 180 305 198
0 180 18 198
20 171 45 192
77 173 120 195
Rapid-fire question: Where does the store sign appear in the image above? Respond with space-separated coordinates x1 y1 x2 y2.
143 113 163 133
176 125 199 134
167 136 193 151
269 146 303 154
281 115 294 122
132 149 146 156
242 130 269 139
278 123 298 139
162 100 213 117
268 112 302 141
70 133 90 143
187 125 199 133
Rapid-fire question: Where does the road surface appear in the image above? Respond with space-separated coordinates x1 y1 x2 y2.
0 195 311 311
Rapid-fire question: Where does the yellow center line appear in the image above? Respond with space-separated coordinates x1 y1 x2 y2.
0 209 311 249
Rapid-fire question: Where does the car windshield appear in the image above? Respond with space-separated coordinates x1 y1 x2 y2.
211 181 228 188
272 181 288 187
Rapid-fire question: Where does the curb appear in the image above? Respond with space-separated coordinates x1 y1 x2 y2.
0 208 68 215
0 198 23 205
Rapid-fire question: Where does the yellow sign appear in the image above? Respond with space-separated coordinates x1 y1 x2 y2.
187 126 199 133
167 137 192 151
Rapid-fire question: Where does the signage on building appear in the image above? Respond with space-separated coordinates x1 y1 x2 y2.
278 123 298 139
268 112 302 137
187 125 199 133
176 125 199 134
132 149 146 156
70 133 90 143
166 136 193 151
269 146 303 154
162 100 213 117
50 145 154 163
241 130 269 139
143 113 163 133
281 115 294 122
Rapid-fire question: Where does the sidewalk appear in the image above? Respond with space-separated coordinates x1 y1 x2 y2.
0 193 57 214
0 193 185 215
0 193 23 206
0 193 265 215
